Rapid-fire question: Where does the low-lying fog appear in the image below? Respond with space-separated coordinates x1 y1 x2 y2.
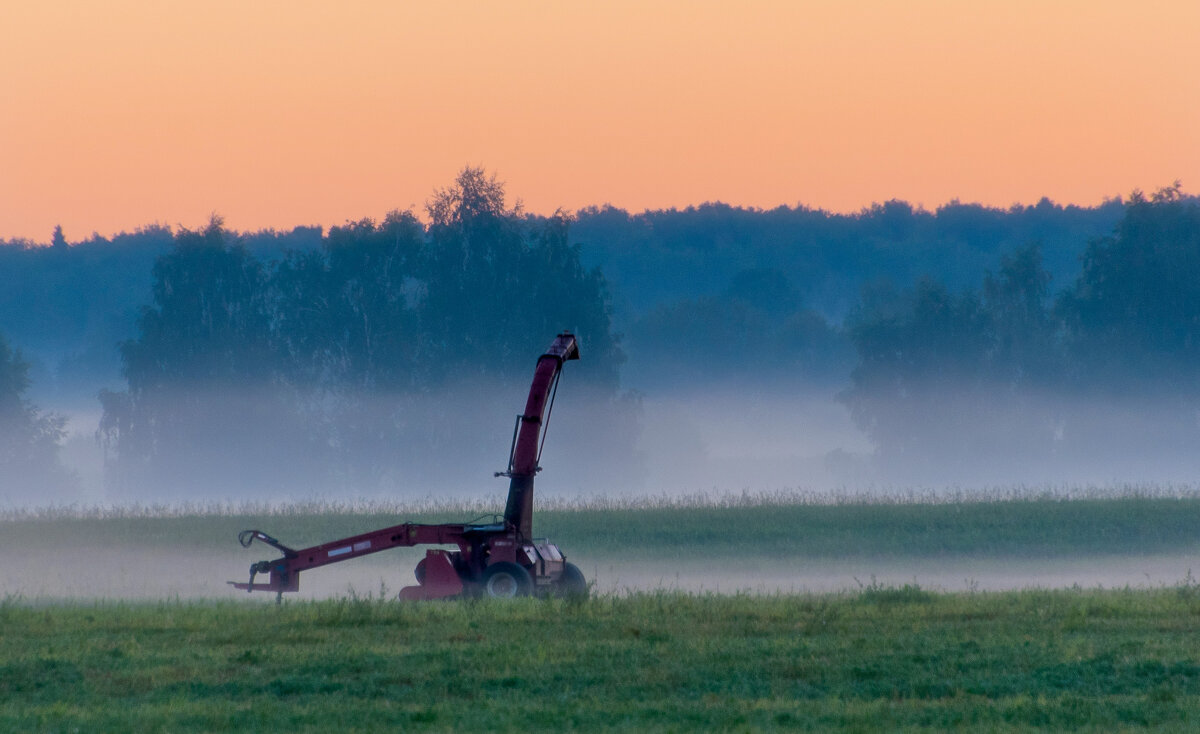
18 385 871 506
26 384 1200 506
6 546 1200 602
7 383 1200 600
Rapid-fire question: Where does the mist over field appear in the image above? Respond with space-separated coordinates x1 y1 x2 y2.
22 385 1200 508
28 383 1200 510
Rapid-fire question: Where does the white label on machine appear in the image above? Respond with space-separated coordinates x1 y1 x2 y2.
353 541 371 552
328 546 352 557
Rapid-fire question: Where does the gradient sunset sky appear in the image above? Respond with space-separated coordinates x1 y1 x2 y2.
2 1 1197 242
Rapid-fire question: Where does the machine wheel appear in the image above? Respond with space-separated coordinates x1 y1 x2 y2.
413 558 427 585
480 562 533 599
556 562 588 598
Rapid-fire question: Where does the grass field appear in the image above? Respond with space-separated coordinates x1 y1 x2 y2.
6 493 1200 731
8 488 1200 558
6 587 1200 732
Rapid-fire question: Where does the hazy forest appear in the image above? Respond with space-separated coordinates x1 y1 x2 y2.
2 170 1198 505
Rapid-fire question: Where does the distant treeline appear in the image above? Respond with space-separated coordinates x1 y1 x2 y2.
1 181 1125 392
574 195 1124 316
0 222 321 395
843 185 1200 482
3 170 1200 496
575 194 1124 386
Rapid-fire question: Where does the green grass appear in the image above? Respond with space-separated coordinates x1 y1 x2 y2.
543 496 1200 559
6 494 1200 730
6 588 1200 732
6 491 1200 560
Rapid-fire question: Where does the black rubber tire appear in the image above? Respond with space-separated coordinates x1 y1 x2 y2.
557 562 588 599
480 562 534 599
413 558 427 585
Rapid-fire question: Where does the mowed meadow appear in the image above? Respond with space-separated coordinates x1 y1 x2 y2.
7 585 1200 731
6 489 1200 731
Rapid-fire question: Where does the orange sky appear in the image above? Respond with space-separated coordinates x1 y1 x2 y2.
2 1 1197 242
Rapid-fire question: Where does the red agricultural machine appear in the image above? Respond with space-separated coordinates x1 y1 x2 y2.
230 332 587 602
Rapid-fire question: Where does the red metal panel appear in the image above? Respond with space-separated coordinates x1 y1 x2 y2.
398 550 464 600
488 537 518 564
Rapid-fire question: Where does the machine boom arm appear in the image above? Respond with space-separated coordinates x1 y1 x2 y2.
232 521 503 594
502 333 579 541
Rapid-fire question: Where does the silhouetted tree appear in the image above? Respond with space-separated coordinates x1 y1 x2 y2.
422 167 622 386
842 278 990 460
0 333 74 498
100 217 311 498
121 216 273 390
0 224 174 391
982 244 1059 385
840 244 1066 482
1058 183 1200 392
629 267 847 386
274 211 424 391
840 189 1200 484
270 211 426 486
97 171 629 496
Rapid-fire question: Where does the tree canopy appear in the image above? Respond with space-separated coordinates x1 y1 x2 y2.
97 169 625 498
841 187 1200 483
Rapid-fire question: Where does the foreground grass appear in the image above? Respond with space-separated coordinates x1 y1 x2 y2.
6 588 1200 732
5 492 1200 561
